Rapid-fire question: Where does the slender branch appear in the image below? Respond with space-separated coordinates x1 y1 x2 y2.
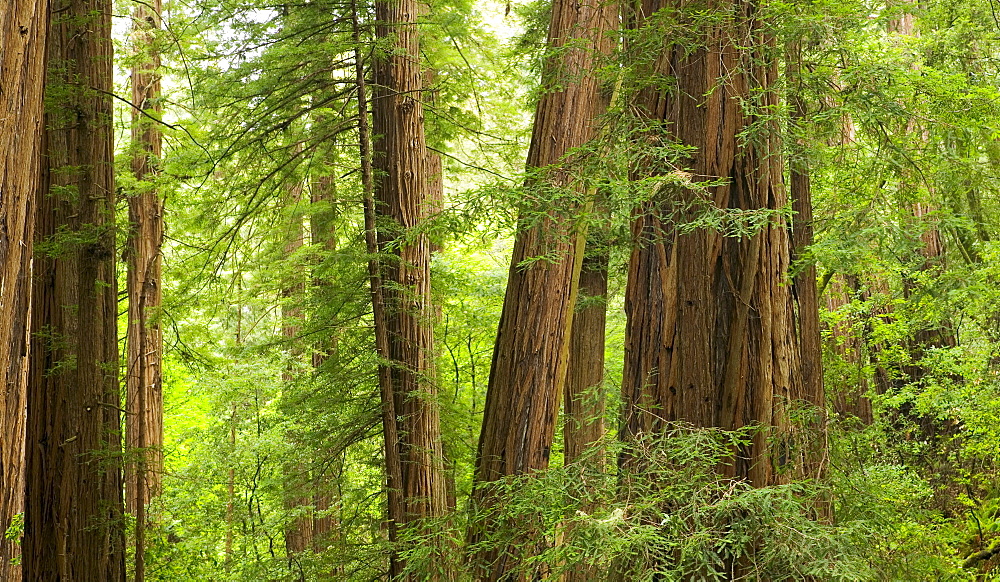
94 87 211 159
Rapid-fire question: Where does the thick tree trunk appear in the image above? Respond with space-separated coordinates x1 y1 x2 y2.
125 2 164 580
23 0 126 578
467 0 615 577
350 3 405 576
620 0 804 486
372 0 449 573
0 2 48 578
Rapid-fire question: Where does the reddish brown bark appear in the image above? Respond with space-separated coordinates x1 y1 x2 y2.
371 1 450 576
351 6 403 578
125 2 164 579
563 248 609 469
0 2 48 578
787 39 828 481
561 243 609 582
620 0 804 486
468 0 615 577
825 275 873 424
422 67 445 257
23 0 126 578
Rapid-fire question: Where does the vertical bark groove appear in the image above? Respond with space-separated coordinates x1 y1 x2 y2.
372 0 449 576
564 248 609 468
787 38 828 483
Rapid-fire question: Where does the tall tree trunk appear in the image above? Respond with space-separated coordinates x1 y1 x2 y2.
619 0 805 486
561 238 609 582
350 1 405 576
125 2 164 579
282 176 314 558
421 61 457 512
467 0 615 577
371 0 451 578
0 2 48 578
23 0 126 578
787 38 828 483
310 159 341 557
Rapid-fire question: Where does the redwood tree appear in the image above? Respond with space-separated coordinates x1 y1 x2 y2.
0 2 48 578
281 175 313 558
370 0 449 575
125 1 165 578
787 36 828 480
468 0 616 576
22 0 126 578
619 0 810 485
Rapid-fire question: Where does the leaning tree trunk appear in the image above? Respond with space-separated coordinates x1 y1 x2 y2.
23 0 126 578
467 0 615 577
0 2 48 579
370 0 450 576
125 1 164 579
619 0 806 486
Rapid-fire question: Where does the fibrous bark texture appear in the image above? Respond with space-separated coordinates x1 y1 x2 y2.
371 0 449 576
564 248 609 468
350 2 404 576
562 243 609 582
23 0 126 578
0 2 48 578
468 0 615 577
125 2 164 579
620 0 806 486
787 39 827 481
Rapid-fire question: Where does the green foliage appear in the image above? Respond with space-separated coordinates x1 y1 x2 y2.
3 513 22 567
88 0 1000 578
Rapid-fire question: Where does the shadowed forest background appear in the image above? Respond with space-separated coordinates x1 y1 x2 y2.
4 0 1000 579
